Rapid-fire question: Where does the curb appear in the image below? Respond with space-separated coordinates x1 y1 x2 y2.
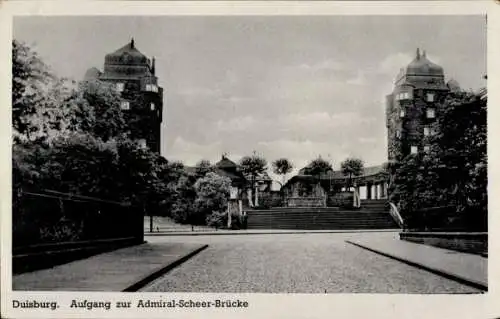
122 244 209 292
145 229 401 236
345 240 487 292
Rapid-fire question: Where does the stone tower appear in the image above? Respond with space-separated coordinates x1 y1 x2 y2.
84 38 163 153
386 48 449 161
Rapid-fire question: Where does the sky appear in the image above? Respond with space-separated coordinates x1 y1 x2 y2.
13 15 487 178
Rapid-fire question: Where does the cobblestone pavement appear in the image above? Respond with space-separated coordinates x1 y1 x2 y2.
141 233 481 293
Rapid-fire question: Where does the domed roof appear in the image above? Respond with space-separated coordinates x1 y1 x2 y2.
105 38 149 65
405 48 444 76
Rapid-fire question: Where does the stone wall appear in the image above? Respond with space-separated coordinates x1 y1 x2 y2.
400 232 487 256
286 197 326 207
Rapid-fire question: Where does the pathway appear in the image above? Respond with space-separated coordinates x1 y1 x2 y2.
142 232 483 293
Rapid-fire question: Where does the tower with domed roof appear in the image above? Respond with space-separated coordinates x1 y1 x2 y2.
84 38 163 154
386 48 449 161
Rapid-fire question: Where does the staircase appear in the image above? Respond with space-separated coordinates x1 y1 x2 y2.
246 199 399 230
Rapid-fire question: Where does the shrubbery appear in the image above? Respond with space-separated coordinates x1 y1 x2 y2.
194 172 231 224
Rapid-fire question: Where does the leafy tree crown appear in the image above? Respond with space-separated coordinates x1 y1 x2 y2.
340 158 364 177
272 158 294 176
307 157 333 176
239 154 268 178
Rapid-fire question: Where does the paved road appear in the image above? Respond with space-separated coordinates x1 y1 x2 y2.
141 232 481 293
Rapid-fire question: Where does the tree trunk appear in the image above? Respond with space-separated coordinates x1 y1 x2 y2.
252 175 256 206
148 208 153 233
281 175 286 207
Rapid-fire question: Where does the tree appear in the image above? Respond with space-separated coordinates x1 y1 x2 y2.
239 153 268 205
12 41 127 144
170 172 197 224
340 158 364 189
306 156 333 187
195 159 214 179
12 40 56 139
272 158 294 188
433 90 487 230
388 89 487 231
193 172 231 226
77 79 127 141
12 41 80 143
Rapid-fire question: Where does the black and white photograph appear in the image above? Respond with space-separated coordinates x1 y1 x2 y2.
0 1 496 318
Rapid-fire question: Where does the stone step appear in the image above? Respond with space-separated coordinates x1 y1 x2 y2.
247 212 389 215
247 225 396 230
246 208 398 230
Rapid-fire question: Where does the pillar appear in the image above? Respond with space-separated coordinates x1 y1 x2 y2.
255 187 259 207
374 183 379 199
355 186 361 207
360 184 367 200
247 188 253 207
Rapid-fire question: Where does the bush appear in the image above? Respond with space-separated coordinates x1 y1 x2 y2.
205 210 227 228
193 172 231 221
170 199 193 224
205 210 248 230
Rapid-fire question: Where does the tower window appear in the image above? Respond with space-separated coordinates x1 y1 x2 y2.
426 108 436 119
397 92 411 101
410 146 418 154
426 93 435 102
116 83 125 92
423 126 430 136
145 84 158 92
399 109 405 118
120 101 130 110
150 103 155 111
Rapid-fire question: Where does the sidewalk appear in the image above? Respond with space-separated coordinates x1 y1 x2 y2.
346 235 487 291
145 229 401 236
13 242 208 291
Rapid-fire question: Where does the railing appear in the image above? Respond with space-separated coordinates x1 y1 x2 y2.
388 202 405 229
13 188 144 248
